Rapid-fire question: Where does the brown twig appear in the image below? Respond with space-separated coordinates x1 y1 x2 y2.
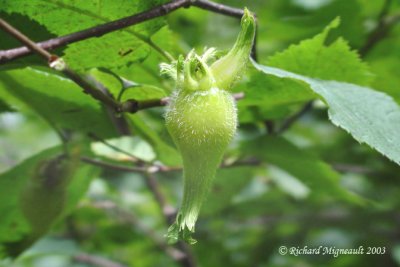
359 0 400 56
264 120 275 135
0 0 246 63
86 125 196 267
1 2 255 266
80 155 259 267
81 162 197 267
332 163 373 174
277 101 314 134
81 156 147 173
120 92 245 113
143 171 197 267
191 0 243 18
0 0 249 117
73 253 127 267
0 18 53 61
144 172 177 225
0 17 245 116
62 68 121 111
87 133 143 162
0 18 122 112
88 200 187 263
87 75 131 135
81 156 261 174
275 1 397 133
0 0 189 63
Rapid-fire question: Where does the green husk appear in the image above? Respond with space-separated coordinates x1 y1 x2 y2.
163 8 256 244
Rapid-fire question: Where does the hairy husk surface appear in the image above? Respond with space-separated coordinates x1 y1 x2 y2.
164 8 255 244
165 88 236 244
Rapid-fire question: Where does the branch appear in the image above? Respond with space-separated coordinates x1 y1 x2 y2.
359 13 400 56
332 163 373 174
191 0 243 18
359 0 400 57
82 156 261 174
0 0 191 63
264 120 275 135
81 156 147 173
0 19 53 61
87 133 144 162
87 123 196 267
81 127 257 267
0 0 248 63
0 18 121 112
62 68 121 111
86 75 132 135
144 172 177 225
120 92 245 113
1 3 255 267
73 253 127 267
88 200 187 263
192 1 257 60
143 172 197 267
0 17 246 115
81 159 196 266
277 101 314 134
158 158 262 172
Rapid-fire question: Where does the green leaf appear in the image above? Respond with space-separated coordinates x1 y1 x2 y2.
16 237 79 259
115 25 181 89
0 12 56 66
88 68 124 98
235 18 373 121
120 85 167 102
64 33 150 70
267 17 372 86
241 136 365 204
251 61 400 166
89 68 168 102
235 70 315 120
0 146 98 258
0 0 169 69
253 0 366 58
0 67 118 138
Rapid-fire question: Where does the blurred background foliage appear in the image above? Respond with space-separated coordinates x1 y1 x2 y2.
0 0 399 267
